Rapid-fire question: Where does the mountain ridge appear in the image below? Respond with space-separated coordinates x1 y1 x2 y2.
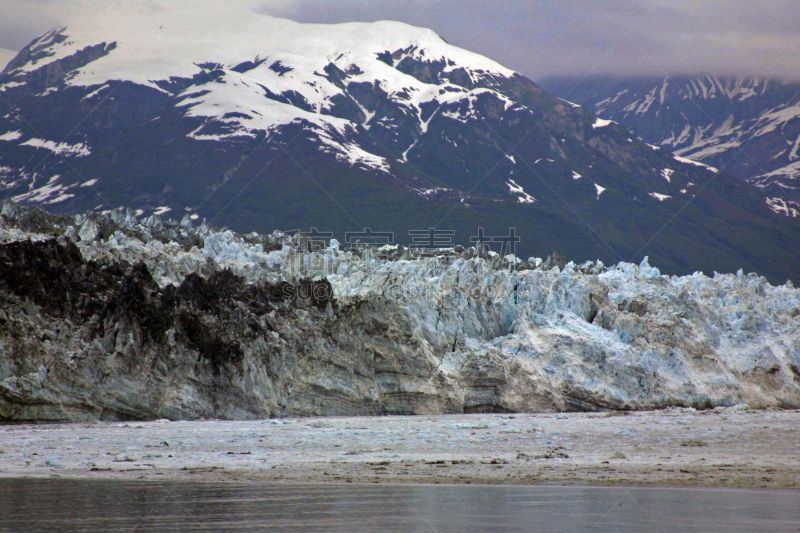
540 75 800 214
1 10 799 283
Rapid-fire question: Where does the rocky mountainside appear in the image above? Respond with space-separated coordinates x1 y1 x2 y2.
541 76 800 215
0 6 799 283
1 203 798 422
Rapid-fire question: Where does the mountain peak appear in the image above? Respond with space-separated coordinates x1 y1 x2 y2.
1 12 799 284
540 74 800 209
6 7 515 93
3 7 518 151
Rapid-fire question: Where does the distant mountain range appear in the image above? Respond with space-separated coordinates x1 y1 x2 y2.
541 76 800 217
1 6 799 282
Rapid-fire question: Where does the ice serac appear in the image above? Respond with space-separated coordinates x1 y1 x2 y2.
1 203 798 422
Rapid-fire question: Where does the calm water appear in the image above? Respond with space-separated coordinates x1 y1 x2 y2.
1 480 799 532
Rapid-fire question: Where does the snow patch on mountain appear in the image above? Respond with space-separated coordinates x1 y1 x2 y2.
789 135 800 162
677 138 744 160
319 134 392 174
592 118 614 129
79 84 110 103
506 178 536 204
766 198 800 217
748 161 800 189
649 192 672 202
11 175 76 205
594 184 606 200
20 138 91 158
557 97 581 108
674 154 719 174
0 131 22 142
595 89 630 113
437 89 517 126
177 71 349 140
412 186 452 199
754 105 800 137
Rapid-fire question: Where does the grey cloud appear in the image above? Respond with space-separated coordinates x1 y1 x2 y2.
2 0 799 81
1 0 63 50
258 0 800 80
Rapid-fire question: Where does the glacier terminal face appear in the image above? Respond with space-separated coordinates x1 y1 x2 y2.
1 202 798 421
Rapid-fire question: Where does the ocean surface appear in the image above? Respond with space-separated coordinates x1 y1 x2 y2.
1 479 799 532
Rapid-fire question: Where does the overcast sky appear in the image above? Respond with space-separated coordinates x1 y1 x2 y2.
3 0 799 80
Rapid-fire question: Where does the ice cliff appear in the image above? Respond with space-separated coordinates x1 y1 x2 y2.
1 202 798 421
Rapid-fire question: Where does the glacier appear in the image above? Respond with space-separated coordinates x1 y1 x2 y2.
0 201 798 421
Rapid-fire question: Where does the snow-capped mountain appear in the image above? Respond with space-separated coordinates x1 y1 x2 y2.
0 10 517 176
1 6 799 283
541 76 800 215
